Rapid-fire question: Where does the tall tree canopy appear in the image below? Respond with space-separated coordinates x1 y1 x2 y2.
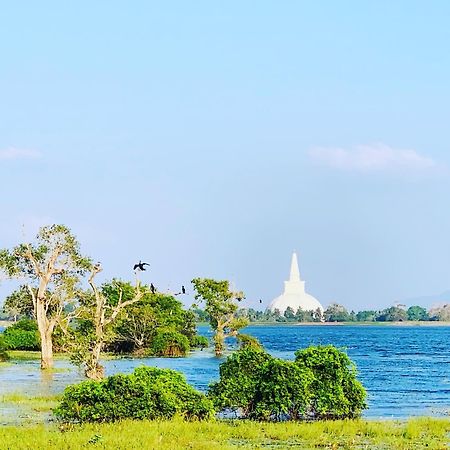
0 224 91 369
191 278 248 356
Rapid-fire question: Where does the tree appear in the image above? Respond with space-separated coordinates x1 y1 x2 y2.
356 310 377 322
2 285 34 321
113 292 195 354
252 358 313 421
284 306 295 321
295 345 367 419
0 225 91 369
209 345 367 421
324 303 351 322
208 347 273 416
70 266 145 380
376 306 407 322
295 308 315 322
191 278 249 356
407 305 429 321
428 304 450 321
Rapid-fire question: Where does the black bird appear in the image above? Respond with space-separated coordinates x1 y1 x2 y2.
133 260 150 271
150 283 156 294
259 299 262 304
181 285 186 294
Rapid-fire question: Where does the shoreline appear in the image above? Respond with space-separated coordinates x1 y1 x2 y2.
239 321 450 327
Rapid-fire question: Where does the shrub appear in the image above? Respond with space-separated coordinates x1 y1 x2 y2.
150 330 190 356
209 345 367 422
190 335 209 349
3 319 40 350
295 345 367 419
236 334 263 350
208 348 273 416
252 358 313 421
0 334 9 361
54 366 215 423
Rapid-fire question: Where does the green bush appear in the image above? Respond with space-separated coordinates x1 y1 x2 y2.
54 366 215 423
208 348 273 416
252 358 313 421
190 335 209 349
209 345 367 421
150 330 190 356
3 319 40 350
236 333 263 350
295 345 367 419
0 334 9 361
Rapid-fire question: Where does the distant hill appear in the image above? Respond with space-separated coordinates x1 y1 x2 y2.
400 290 450 307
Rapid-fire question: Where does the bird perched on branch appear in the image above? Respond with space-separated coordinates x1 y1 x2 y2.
133 261 150 271
174 285 186 296
150 283 156 294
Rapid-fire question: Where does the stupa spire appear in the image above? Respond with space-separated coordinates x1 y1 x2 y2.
289 251 301 282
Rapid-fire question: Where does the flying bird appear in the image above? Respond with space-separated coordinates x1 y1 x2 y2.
133 261 150 271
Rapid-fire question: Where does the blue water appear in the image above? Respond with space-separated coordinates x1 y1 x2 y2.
1 325 450 419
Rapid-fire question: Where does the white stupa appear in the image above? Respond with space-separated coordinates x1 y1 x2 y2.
269 252 323 314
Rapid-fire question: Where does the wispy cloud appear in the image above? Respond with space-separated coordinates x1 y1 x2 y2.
308 144 440 173
0 147 42 160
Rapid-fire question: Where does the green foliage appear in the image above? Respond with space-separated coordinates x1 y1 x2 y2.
356 310 377 322
210 345 366 421
377 306 407 322
208 348 273 415
191 278 249 355
112 290 197 353
190 335 209 349
54 366 215 423
236 334 263 350
324 303 353 322
407 305 429 321
3 319 40 350
284 306 295 320
191 307 210 322
150 329 190 356
2 285 34 320
295 345 367 419
0 334 10 361
252 359 313 421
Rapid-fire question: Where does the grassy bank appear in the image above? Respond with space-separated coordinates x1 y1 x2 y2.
1 417 449 449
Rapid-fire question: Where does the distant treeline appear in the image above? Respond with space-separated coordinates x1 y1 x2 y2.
192 303 450 323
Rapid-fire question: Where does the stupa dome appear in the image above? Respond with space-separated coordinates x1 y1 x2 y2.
269 252 323 314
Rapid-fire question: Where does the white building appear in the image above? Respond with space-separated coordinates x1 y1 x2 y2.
269 252 323 314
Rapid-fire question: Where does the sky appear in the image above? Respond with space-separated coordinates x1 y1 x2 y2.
1 1 450 311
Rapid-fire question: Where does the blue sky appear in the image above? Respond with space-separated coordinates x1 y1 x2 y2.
1 1 450 311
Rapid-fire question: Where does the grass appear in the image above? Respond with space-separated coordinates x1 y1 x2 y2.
0 417 448 449
0 392 61 425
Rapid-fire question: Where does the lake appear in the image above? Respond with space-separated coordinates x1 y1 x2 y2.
1 324 449 419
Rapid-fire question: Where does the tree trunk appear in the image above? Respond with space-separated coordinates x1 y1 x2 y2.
36 297 54 369
214 326 225 356
85 340 104 380
40 328 54 369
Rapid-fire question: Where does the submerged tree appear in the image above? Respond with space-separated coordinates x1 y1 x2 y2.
71 266 146 380
0 225 91 369
191 278 248 356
